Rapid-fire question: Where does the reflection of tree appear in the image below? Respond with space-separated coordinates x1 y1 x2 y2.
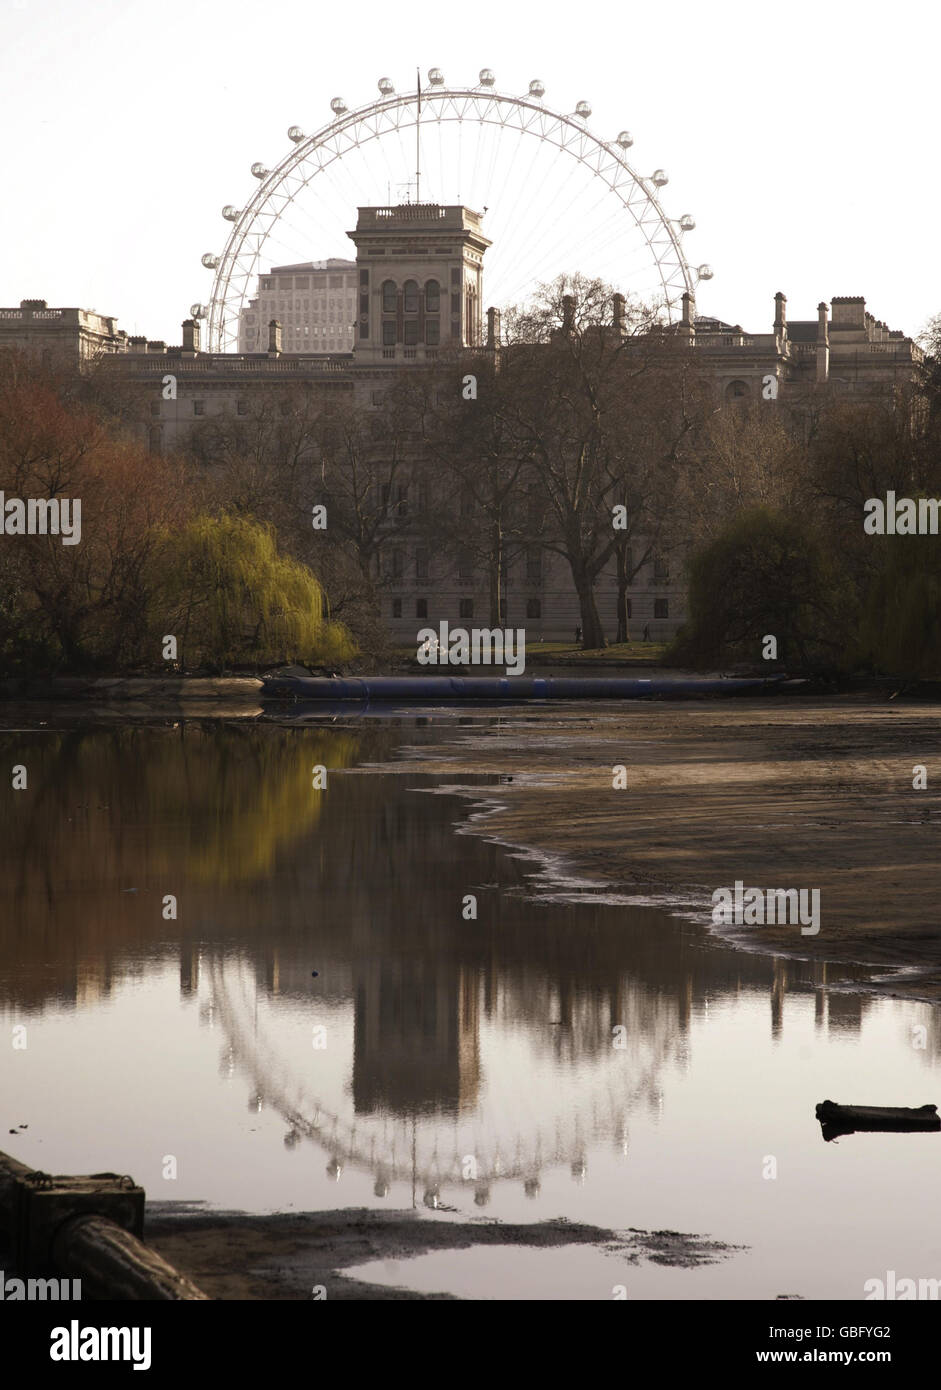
0 723 362 1010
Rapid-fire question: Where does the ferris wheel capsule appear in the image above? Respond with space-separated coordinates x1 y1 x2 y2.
190 304 207 319
697 264 715 280
204 80 700 353
679 213 696 231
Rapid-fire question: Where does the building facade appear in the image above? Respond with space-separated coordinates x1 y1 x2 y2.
0 208 927 649
238 259 358 354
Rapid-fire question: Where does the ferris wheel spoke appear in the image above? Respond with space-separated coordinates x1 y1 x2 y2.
204 80 701 351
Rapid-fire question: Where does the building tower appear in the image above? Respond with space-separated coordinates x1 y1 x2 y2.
347 204 492 364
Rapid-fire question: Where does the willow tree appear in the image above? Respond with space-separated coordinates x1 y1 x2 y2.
152 513 354 670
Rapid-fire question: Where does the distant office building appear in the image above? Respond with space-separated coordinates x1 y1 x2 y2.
238 259 358 354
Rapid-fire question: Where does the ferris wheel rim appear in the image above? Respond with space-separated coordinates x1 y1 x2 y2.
203 81 702 354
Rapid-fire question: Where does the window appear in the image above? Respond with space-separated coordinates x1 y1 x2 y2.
653 553 670 582
654 598 669 619
403 280 419 313
425 279 440 313
237 400 248 416
416 598 428 619
382 321 396 346
392 598 402 618
193 400 205 416
396 485 408 518
425 320 440 346
458 549 474 580
459 598 474 622
526 598 541 620
382 280 396 313
391 550 403 580
415 548 428 580
404 320 418 346
526 549 542 582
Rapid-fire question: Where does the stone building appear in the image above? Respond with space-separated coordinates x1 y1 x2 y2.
0 211 927 648
0 299 128 367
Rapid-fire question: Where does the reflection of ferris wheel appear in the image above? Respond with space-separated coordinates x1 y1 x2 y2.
195 69 714 353
205 950 676 1203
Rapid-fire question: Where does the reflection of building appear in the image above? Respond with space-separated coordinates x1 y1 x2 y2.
352 957 480 1115
238 259 357 354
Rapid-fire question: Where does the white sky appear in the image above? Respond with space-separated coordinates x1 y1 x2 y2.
2 0 938 344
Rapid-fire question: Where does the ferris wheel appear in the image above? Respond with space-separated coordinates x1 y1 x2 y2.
195 69 714 355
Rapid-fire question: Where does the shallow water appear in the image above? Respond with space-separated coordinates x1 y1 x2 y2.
1 714 939 1299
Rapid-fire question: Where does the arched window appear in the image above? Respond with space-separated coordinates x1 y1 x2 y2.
403 280 419 313
382 280 396 314
425 279 440 313
725 379 750 403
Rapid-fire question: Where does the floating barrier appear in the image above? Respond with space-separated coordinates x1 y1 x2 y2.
261 674 796 703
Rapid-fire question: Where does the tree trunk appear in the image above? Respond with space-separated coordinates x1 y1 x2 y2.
571 565 605 648
615 539 631 644
488 519 503 627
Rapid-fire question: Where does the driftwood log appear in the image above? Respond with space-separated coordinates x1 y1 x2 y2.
816 1100 940 1141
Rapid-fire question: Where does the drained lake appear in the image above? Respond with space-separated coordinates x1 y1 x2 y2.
1 712 939 1299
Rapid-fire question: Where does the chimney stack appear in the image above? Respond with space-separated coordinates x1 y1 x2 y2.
182 318 200 355
774 291 787 334
613 293 626 336
816 302 829 384
486 306 501 348
678 290 695 343
268 319 282 356
561 294 576 334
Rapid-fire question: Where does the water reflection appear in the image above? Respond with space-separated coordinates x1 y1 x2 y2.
1 722 939 1217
